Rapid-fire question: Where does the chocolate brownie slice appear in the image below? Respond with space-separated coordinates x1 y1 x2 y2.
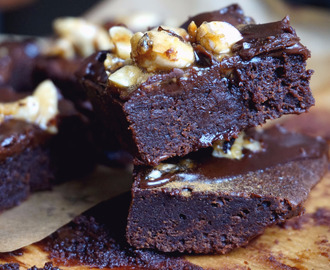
126 126 329 254
0 119 53 210
0 82 95 212
79 5 314 166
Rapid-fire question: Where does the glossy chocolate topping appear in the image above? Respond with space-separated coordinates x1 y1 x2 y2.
233 17 310 60
180 4 254 29
139 126 328 189
0 120 51 161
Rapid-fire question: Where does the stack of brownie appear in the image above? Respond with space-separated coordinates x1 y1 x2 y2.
78 4 328 254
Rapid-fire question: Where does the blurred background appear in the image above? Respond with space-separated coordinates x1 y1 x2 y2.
0 0 329 92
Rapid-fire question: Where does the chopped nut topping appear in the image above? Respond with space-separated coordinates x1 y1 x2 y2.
212 132 262 159
147 160 194 181
53 17 114 58
131 28 195 72
187 21 198 42
104 21 243 90
196 21 243 56
0 80 59 133
109 26 133 60
152 26 190 41
108 65 150 89
104 53 127 73
47 38 75 59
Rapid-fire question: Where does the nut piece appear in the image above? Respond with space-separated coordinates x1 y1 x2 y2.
109 26 134 60
212 132 262 160
196 21 243 55
131 28 195 72
108 65 150 88
104 53 127 73
0 80 59 133
187 21 198 42
53 17 114 57
46 38 75 59
152 26 190 41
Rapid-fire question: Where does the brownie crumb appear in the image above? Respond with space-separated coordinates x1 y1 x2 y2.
28 263 62 270
0 264 20 270
280 207 330 230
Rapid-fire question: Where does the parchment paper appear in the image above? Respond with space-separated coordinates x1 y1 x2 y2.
0 166 131 252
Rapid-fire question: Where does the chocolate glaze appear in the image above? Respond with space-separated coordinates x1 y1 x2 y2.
233 17 310 60
0 120 51 161
139 126 328 189
180 4 254 29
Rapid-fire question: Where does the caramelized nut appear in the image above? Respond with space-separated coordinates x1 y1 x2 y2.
131 28 195 72
187 21 198 42
0 80 59 133
196 21 243 55
104 53 127 73
109 26 134 60
108 65 150 88
47 38 75 59
212 132 262 159
53 17 114 57
152 26 190 41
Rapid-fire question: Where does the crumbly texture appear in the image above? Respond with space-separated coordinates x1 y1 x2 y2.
0 263 61 270
42 193 202 270
126 127 329 254
79 6 314 166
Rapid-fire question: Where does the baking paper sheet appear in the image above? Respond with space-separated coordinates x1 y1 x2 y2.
0 166 131 253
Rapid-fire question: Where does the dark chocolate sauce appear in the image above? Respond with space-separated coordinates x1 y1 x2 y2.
180 4 254 29
139 126 328 189
233 17 310 60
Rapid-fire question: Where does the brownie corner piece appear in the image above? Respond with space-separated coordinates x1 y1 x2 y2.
126 126 328 254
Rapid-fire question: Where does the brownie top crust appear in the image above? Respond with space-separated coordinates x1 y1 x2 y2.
136 126 328 206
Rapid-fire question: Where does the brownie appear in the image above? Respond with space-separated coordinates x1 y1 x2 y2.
126 126 329 254
0 120 53 210
0 83 95 211
78 5 314 166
